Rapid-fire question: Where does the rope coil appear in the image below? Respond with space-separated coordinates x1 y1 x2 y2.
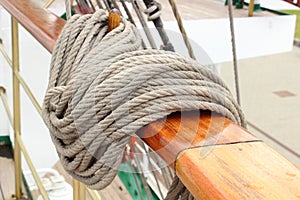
42 10 245 199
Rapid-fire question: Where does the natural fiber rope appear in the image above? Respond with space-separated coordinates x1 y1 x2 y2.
42 10 245 199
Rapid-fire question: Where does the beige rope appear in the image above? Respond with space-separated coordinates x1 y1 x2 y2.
42 10 245 199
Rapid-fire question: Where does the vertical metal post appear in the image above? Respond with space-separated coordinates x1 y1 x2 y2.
73 180 79 200
44 0 56 8
11 17 22 199
248 0 255 17
65 0 73 20
79 182 86 200
73 180 86 200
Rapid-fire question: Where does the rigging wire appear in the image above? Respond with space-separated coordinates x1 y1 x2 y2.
65 0 72 19
132 0 157 49
167 0 195 59
125 149 145 200
142 142 165 199
131 142 155 200
227 0 241 105
143 0 174 51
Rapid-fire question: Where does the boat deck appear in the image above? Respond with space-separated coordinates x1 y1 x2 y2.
0 144 28 200
53 162 133 200
38 0 277 20
0 0 299 199
28 161 132 200
159 0 277 20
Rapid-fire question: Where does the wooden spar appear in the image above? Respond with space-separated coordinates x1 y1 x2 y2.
0 0 299 199
138 111 300 199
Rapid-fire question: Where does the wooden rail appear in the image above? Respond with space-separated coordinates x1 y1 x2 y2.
0 0 65 52
0 0 299 199
284 0 300 7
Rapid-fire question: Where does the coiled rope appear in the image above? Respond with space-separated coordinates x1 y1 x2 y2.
42 10 245 199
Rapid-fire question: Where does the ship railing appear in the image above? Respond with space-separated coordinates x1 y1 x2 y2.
0 0 299 200
0 1 100 200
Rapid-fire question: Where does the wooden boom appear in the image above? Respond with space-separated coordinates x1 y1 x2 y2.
0 0 299 199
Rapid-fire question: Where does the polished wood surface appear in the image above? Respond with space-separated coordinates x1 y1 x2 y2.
176 142 300 200
0 1 299 199
138 111 259 167
139 111 300 199
0 0 66 52
108 9 121 32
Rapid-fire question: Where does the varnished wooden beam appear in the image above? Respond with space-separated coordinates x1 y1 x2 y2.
0 0 299 199
0 0 66 53
138 111 300 199
138 111 259 167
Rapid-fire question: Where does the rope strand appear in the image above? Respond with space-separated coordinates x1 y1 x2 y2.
42 10 245 199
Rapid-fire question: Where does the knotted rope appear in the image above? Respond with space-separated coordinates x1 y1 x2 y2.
42 10 245 199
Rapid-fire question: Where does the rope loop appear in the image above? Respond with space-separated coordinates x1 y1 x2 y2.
42 9 245 199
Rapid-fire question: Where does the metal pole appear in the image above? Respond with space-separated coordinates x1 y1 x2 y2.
0 43 42 115
65 0 73 20
0 87 13 125
73 180 79 200
248 0 255 17
11 16 22 200
87 188 101 200
44 0 56 8
73 180 86 200
17 135 50 200
79 182 86 200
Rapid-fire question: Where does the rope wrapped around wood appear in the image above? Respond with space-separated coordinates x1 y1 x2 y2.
42 9 246 199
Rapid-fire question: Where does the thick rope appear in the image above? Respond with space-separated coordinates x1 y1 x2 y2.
42 10 245 199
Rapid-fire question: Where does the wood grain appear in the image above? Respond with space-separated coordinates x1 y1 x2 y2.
176 142 300 200
0 157 15 199
0 0 66 53
108 9 121 32
138 111 259 167
0 0 299 199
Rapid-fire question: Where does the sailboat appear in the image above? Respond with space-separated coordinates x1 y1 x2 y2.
0 0 299 199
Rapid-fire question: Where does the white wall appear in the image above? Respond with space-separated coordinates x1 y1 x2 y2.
0 8 12 136
163 15 296 63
